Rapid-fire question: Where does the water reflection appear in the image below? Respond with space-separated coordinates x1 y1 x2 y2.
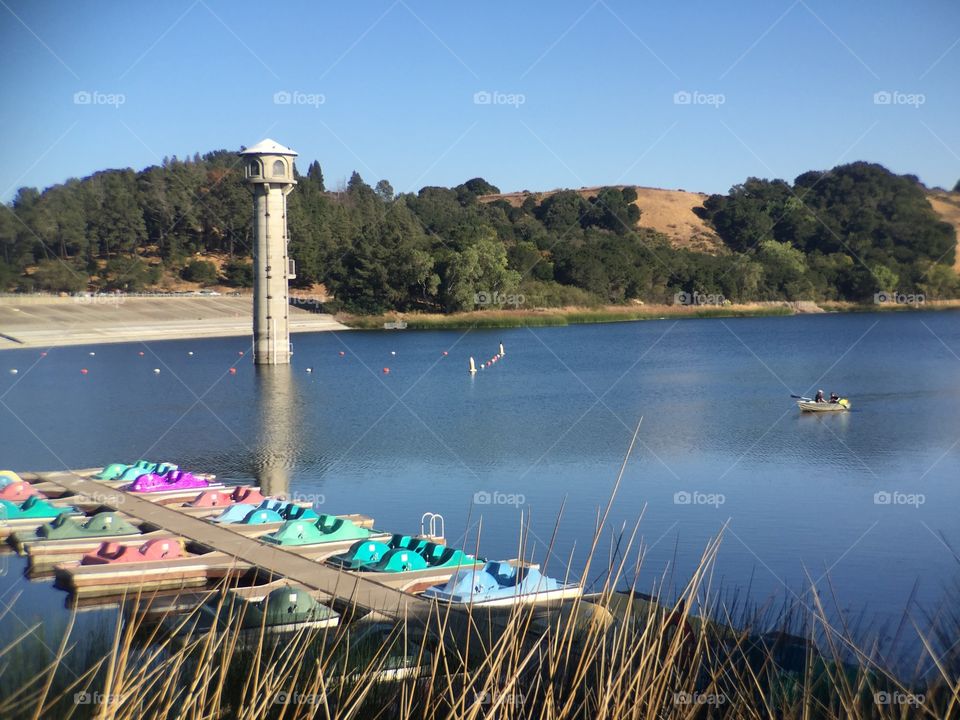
253 365 300 497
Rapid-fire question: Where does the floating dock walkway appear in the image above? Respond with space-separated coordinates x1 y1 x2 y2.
13 470 435 621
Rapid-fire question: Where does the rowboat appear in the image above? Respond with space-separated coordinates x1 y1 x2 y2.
796 398 850 412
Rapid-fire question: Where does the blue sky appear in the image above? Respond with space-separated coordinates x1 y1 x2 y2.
1 0 958 201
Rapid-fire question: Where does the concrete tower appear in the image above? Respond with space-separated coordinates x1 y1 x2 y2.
240 139 298 365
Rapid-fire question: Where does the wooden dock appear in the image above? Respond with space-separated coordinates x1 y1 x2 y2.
16 470 437 621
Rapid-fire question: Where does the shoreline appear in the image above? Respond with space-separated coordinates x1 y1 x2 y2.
2 296 957 349
337 299 960 330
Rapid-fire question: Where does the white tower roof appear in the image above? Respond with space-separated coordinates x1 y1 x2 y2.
240 138 298 156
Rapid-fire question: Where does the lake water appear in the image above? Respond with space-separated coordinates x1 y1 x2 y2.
2 311 959 652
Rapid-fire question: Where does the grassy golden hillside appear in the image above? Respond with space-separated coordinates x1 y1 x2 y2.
479 185 725 254
481 185 960 263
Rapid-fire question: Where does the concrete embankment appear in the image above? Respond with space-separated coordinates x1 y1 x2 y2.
0 295 347 350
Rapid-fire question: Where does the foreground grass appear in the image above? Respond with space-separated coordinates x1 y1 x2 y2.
2 531 957 719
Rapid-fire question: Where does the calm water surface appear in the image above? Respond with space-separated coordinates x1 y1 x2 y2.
2 311 959 646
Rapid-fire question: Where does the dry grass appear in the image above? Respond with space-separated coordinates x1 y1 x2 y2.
478 186 725 254
338 304 794 330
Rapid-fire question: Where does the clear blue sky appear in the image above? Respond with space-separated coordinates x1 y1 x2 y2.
1 0 958 201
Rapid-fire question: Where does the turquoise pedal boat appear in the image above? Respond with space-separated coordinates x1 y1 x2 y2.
326 534 431 570
0 497 78 521
366 542 476 573
261 515 370 547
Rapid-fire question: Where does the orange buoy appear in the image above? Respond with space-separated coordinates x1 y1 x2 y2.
382 367 390 374
80 368 88 375
138 351 144 356
238 351 244 356
40 352 47 357
229 368 237 375
339 351 345 357
442 351 448 356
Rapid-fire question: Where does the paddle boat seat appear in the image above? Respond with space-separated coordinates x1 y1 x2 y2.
417 542 476 569
261 515 370 547
128 470 209 493
327 534 429 570
368 548 429 572
0 470 24 488
0 497 77 521
0 482 44 502
81 537 185 565
37 511 140 539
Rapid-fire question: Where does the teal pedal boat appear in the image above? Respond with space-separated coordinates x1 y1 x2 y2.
366 542 476 573
96 460 178 481
326 534 431 570
261 515 370 546
35 511 140 540
0 497 79 521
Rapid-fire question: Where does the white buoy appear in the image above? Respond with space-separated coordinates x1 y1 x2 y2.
188 351 194 356
306 367 313 373
469 357 477 374
9 369 17 375
88 352 96 356
390 351 396 356
153 368 161 374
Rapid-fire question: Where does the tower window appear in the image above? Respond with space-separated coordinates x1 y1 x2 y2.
248 160 260 176
272 159 285 177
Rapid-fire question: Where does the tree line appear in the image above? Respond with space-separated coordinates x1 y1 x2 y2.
1 152 956 310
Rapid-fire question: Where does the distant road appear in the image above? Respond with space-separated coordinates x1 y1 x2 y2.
0 295 347 350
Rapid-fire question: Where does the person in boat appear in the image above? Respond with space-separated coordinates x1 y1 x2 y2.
829 392 840 403
815 389 825 403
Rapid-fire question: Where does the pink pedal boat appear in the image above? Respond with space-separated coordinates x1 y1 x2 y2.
184 486 266 508
81 537 186 565
0 482 45 502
